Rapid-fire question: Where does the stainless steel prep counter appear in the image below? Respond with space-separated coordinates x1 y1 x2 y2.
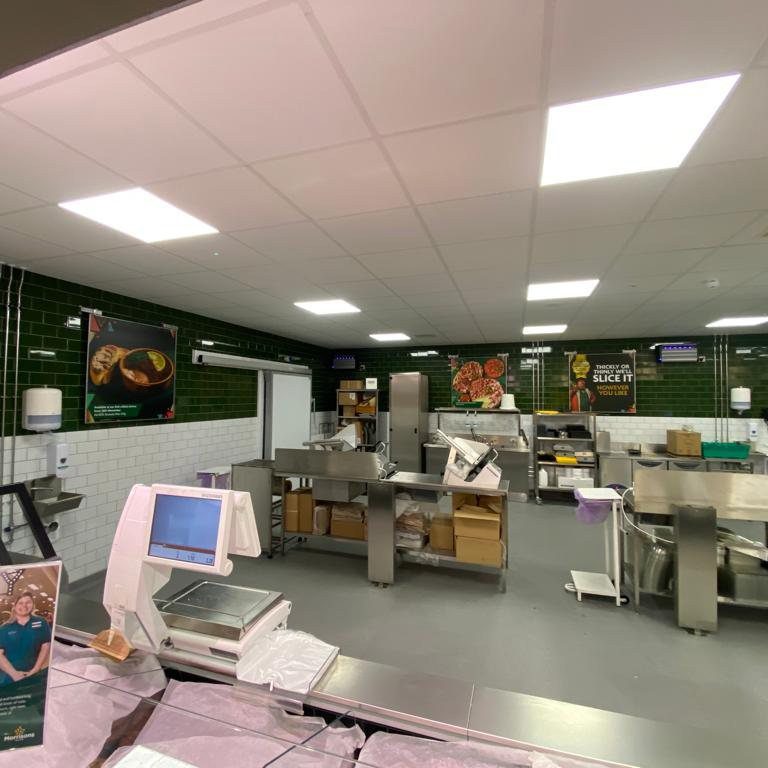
53 591 768 768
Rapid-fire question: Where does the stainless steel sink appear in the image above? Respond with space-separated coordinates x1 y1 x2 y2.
24 476 85 518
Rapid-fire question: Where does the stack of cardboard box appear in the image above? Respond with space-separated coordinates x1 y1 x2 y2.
450 493 503 567
284 488 314 533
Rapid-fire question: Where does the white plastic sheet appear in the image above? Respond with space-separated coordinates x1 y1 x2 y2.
236 630 339 694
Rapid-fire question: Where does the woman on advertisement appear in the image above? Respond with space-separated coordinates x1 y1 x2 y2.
0 592 51 686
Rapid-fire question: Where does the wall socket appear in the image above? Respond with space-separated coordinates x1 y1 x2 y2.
748 421 759 440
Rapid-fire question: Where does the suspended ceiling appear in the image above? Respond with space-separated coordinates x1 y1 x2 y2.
0 0 768 347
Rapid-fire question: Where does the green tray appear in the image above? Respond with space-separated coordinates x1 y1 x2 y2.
701 442 750 459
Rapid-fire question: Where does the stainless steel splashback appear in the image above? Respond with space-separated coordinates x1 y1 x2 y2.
436 410 521 436
274 448 384 480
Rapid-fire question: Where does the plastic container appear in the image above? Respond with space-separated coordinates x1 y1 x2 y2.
701 442 750 459
573 488 611 524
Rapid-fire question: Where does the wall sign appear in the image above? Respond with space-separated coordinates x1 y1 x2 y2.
0 562 61 753
568 352 636 413
85 313 177 423
449 354 508 409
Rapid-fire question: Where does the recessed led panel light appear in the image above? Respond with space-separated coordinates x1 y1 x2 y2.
527 279 599 301
706 316 768 328
59 188 217 242
541 74 740 186
523 325 567 335
370 332 411 342
294 299 361 315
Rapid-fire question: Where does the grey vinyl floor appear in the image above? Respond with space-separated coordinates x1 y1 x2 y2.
71 500 768 735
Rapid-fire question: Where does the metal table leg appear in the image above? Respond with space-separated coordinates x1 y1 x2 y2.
673 504 718 633
632 510 641 611
367 481 396 585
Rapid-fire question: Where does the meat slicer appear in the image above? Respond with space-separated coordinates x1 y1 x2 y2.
435 429 502 489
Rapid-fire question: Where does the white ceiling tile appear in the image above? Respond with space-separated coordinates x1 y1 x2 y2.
0 185 42 215
688 69 768 165
401 291 464 308
320 208 429 254
691 243 768 272
0 206 135 250
0 226 72 262
217 288 298 313
418 191 532 245
597 274 678 294
383 273 456 295
232 221 345 261
452 268 519 291
666 268 762 291
130 5 369 161
532 224 634 263
32 253 143 283
295 257 373 284
624 212 760 254
256 141 406 219
309 0 544 133
105 0 266 51
523 304 582 325
651 159 768 220
5 63 233 183
90 245 199 276
168 271 250 293
319 280 393 299
0 41 111 99
384 112 541 204
358 247 443 278
528 258 610 283
438 238 529 274
348 295 408 311
607 249 709 277
0 112 127 201
548 0 768 103
230 271 333 301
536 172 672 232
461 287 526 304
149 166 302 231
160 233 271 269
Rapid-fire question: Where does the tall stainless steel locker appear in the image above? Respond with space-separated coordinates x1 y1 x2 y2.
389 372 429 472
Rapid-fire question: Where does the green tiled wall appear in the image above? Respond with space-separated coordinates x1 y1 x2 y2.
2 270 336 434
334 335 768 418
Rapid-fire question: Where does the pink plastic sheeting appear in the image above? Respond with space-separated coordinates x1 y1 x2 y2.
104 680 365 768
357 733 608 768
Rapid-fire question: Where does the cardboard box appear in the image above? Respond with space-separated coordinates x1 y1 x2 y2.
667 429 702 457
340 380 364 390
455 536 502 567
429 516 454 553
338 392 358 406
356 395 377 415
452 492 478 511
477 494 504 514
330 518 366 540
342 405 356 417
285 488 314 533
454 505 500 541
313 504 330 535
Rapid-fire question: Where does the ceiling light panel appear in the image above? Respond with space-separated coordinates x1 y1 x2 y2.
527 279 599 301
370 332 411 342
706 316 768 328
59 188 217 243
541 74 740 186
522 325 567 335
294 299 361 315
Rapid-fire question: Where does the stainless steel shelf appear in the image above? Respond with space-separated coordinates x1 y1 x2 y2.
337 415 377 420
536 460 595 467
536 436 593 442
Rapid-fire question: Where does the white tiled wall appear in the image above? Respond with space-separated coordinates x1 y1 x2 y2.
1 417 263 583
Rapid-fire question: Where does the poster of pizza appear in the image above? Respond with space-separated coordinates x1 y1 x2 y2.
0 561 61 754
84 313 177 423
568 352 636 413
449 354 508 408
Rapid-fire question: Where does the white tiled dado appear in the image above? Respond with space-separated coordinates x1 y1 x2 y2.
1 417 263 583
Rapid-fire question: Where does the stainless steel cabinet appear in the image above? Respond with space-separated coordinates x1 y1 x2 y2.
599 456 633 488
389 373 429 472
668 459 706 471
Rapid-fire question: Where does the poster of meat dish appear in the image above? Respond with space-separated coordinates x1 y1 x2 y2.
84 313 177 423
449 355 508 408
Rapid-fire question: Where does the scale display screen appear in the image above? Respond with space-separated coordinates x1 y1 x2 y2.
148 494 222 566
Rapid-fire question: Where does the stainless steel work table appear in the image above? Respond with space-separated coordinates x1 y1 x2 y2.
53 592 768 768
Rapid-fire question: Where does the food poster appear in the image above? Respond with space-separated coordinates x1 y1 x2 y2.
449 354 507 408
569 352 636 413
0 562 61 753
85 313 177 423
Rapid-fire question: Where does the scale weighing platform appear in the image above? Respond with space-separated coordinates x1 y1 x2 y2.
155 581 290 659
